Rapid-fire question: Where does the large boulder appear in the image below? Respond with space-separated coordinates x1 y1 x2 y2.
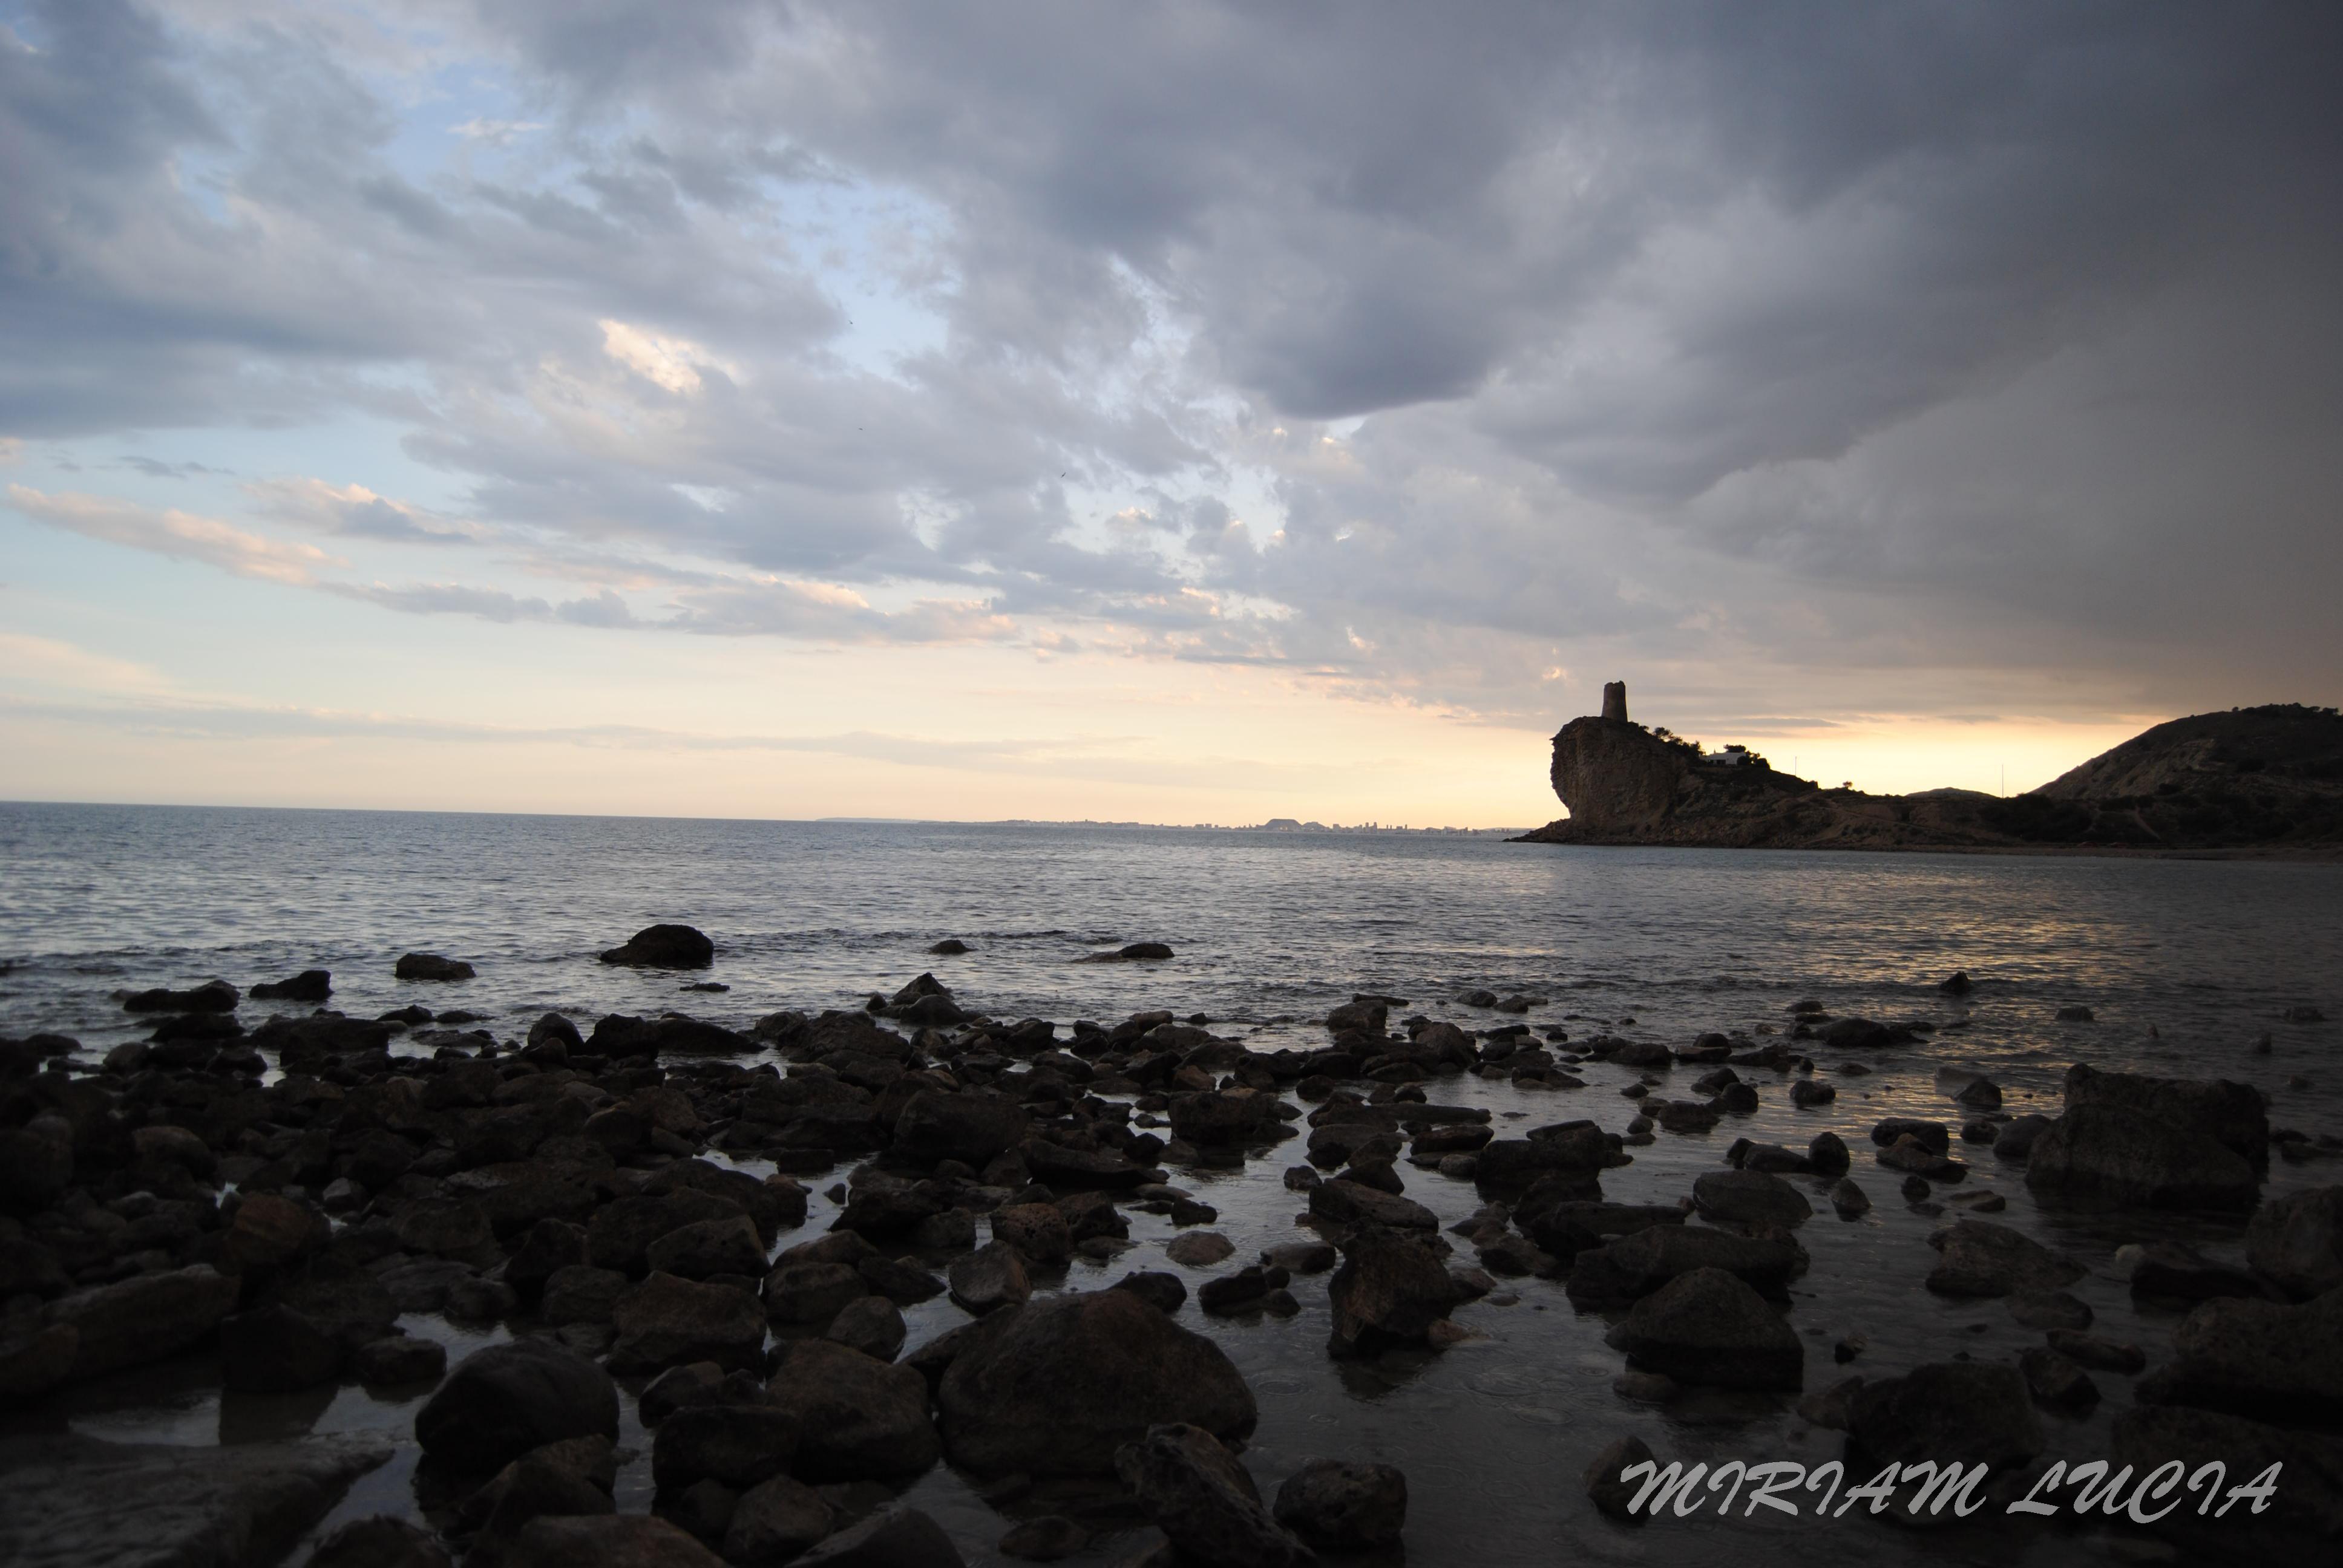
608 1274 767 1374
793 1507 965 1568
1306 1178 1437 1233
1325 1232 1458 1358
599 924 715 970
415 1339 620 1474
2062 1063 2269 1167
2025 1104 2260 1210
1565 1225 1803 1307
1924 1220 2088 1297
890 1091 1029 1168
1116 1424 1307 1568
935 1290 1257 1477
651 1405 802 1492
42 1264 238 1382
503 1516 724 1568
1848 1363 2045 1470
2249 1186 2343 1301
765 1340 940 1481
2111 1405 2343 1558
1170 1089 1283 1148
1273 1459 1407 1550
2135 1287 2343 1425
1611 1267 1801 1390
1521 1201 1684 1261
1691 1169 1812 1228
588 1191 746 1277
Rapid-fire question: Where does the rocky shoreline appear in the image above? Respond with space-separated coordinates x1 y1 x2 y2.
3 927 2340 1566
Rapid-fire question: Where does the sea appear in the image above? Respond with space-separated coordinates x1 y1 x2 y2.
4 800 2339 1565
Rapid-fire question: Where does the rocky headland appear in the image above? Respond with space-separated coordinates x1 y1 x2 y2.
1518 684 2343 852
2 926 2340 1565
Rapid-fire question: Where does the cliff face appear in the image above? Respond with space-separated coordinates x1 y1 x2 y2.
1520 687 2343 852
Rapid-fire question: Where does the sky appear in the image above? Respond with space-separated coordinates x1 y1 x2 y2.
3 1 2338 827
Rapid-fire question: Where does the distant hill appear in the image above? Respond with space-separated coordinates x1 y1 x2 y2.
1517 690 2343 853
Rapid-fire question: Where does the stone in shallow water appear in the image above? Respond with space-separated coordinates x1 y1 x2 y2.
0 1433 390 1568
1610 1266 1803 1391
2006 1289 2092 1330
1925 1220 2086 1298
1116 1423 1307 1568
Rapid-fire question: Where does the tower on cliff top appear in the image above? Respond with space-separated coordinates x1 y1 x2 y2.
1601 681 1628 722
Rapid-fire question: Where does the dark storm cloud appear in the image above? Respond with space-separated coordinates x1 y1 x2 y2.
5 0 2339 720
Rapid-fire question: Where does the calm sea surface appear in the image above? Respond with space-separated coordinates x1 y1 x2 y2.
4 802 2339 1566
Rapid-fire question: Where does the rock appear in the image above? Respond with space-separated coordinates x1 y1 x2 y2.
503 1516 724 1568
995 1515 1087 1561
989 1203 1072 1264
251 969 333 1002
1940 970 1975 995
1520 1200 1683 1261
542 1265 630 1326
2127 1240 2264 1303
948 1241 1032 1316
352 1333 447 1386
724 1475 831 1566
638 1363 727 1427
857 1255 943 1306
936 1289 1258 1477
2061 1062 2271 1165
1611 1266 1801 1390
1847 1363 2044 1470
765 1339 940 1480
2007 1290 2093 1330
1112 1270 1188 1315
1925 1220 2087 1297
1171 1088 1282 1148
793 1506 965 1567
395 953 475 982
609 1273 768 1374
928 939 971 956
2027 1104 2260 1210
305 1515 450 1568
220 1302 344 1392
893 1091 1029 1167
1798 1374 1864 1428
589 1191 748 1277
2136 1287 2343 1425
2056 1004 2095 1022
824 1296 908 1362
0 1321 79 1399
1273 1459 1406 1549
646 1216 767 1282
1306 1178 1437 1233
1326 1232 1458 1357
1262 1241 1340 1275
1691 1169 1812 1228
1115 1423 1308 1568
1200 1267 1272 1315
123 978 241 1013
2110 1406 2343 1558
1872 1117 1951 1154
652 1405 801 1492
1166 1232 1236 1269
1584 1434 1656 1521
1565 1225 1803 1307
599 924 715 969
764 1261 868 1327
2249 1184 2343 1299
2046 1330 2147 1373
0 1434 390 1568
2019 1345 2100 1410
415 1339 620 1474
1829 1178 1870 1217
1789 1079 1836 1108
1991 1114 2054 1160
42 1264 238 1382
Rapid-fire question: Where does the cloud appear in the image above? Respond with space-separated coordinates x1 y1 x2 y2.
5 483 339 584
449 116 545 145
245 477 480 543
0 630 174 695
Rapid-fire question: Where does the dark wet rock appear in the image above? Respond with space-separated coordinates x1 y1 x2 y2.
1871 1117 1951 1154
220 1301 344 1392
1020 1140 1153 1191
251 969 333 1002
1171 1088 1284 1148
2046 1330 2146 1373
42 1263 238 1383
948 1241 1032 1316
1326 1232 1458 1357
1651 1099 1719 1133
1612 1369 1679 1402
764 1339 939 1480
793 1506 965 1568
764 1260 870 1327
1829 1178 1871 1217
857 1255 946 1306
989 1203 1073 1265
2135 1287 2343 1425
588 1191 746 1277
1521 1200 1683 1261
1925 1220 2087 1297
416 1338 619 1474
1566 1225 1803 1307
2062 1062 2270 1164
825 1296 908 1362
2249 1184 2343 1300
1611 1266 1801 1390
1940 970 1975 995
2056 1004 2095 1022
1200 1267 1273 1315
600 924 715 969
1848 1362 2045 1470
2027 1103 2261 1210
123 978 241 1013
723 1474 830 1565
1584 1434 1656 1521
654 1405 799 1496
893 1091 1029 1168
2111 1406 2343 1559
1116 1423 1308 1568
1821 1017 1893 1051
1166 1232 1236 1268
646 1215 767 1282
1990 1114 2053 1161
0 1433 391 1568
352 1333 447 1386
503 1515 724 1568
609 1273 767 1374
1692 1168 1812 1228
541 1264 631 1326
1797 1374 1864 1429
936 1289 1257 1477
304 1515 451 1568
1306 1177 1437 1233
506 1219 587 1305
928 939 972 956
2007 1289 2092 1330
639 1362 727 1427
395 953 475 982
2126 1240 2266 1303
1113 1270 1189 1315
1789 1079 1836 1108
995 1515 1087 1562
1877 1134 1967 1181
2020 1345 2100 1411
1262 1241 1340 1275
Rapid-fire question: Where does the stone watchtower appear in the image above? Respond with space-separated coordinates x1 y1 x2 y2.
1601 681 1629 722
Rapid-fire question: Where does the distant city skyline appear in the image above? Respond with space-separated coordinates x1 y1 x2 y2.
4 2 2336 825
